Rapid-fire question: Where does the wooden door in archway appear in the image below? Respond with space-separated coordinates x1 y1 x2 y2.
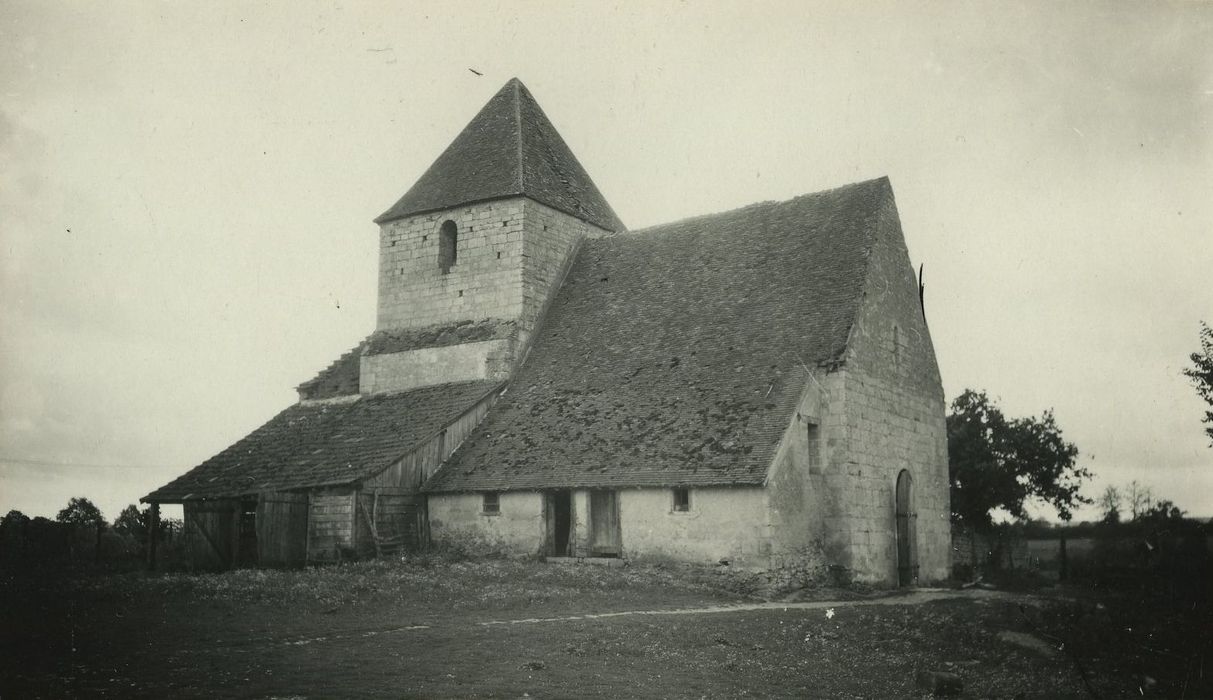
896 470 918 586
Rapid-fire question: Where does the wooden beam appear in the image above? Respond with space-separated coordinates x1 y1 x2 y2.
358 495 382 558
147 503 160 571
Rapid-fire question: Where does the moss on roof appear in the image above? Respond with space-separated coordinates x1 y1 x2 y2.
425 177 895 492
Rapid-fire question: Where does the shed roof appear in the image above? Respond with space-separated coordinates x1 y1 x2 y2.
375 78 625 232
144 381 502 502
424 177 895 493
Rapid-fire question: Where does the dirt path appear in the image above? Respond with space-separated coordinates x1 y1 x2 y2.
477 587 1021 627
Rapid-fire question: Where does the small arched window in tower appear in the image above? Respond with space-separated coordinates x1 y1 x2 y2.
438 220 458 274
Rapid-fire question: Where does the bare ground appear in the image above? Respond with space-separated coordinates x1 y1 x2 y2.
1 558 1209 698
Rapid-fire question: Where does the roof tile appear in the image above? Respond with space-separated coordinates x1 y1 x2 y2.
375 78 625 232
425 178 891 492
145 381 502 502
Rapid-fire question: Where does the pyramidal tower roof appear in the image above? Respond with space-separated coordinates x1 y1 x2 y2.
375 78 625 232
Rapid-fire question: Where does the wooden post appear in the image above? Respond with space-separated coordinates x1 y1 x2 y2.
1059 534 1068 583
147 503 160 571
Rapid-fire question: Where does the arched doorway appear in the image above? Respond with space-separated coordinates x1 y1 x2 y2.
895 470 918 586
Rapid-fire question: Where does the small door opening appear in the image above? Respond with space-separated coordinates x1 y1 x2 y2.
547 490 572 557
895 470 918 586
589 490 622 558
236 497 258 567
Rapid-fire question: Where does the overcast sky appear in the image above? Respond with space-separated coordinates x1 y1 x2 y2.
2 1 1210 524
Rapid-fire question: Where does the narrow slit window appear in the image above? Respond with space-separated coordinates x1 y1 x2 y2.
672 488 690 512
439 220 458 274
482 492 500 514
806 422 821 475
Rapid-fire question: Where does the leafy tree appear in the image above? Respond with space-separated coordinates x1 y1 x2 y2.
55 497 105 530
112 504 147 539
1097 485 1122 524
1139 499 1185 524
1 510 30 530
1183 321 1213 445
947 389 1090 529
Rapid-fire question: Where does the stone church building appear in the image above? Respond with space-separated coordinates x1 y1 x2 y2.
145 78 949 585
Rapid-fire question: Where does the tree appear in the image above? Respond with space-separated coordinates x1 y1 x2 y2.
1 510 30 530
55 497 105 530
1098 485 1122 524
1183 321 1213 446
1125 480 1153 521
1139 499 1185 524
947 389 1090 529
112 504 147 539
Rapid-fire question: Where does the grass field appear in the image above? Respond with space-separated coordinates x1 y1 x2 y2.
1 555 1209 698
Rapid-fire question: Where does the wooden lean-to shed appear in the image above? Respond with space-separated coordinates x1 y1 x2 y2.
142 378 502 569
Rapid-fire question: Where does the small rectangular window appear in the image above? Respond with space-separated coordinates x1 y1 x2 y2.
672 488 690 512
482 492 500 514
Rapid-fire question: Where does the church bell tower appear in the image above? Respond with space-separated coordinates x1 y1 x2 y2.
360 78 625 396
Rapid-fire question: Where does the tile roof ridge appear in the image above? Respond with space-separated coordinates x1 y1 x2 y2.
513 78 525 193
619 176 892 238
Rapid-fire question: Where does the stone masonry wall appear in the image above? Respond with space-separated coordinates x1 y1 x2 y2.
824 196 950 584
518 199 598 353
369 198 593 394
377 200 526 331
360 339 512 394
765 373 850 572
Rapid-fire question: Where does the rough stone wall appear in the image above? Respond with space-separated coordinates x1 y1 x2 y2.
765 373 849 571
823 196 950 584
428 492 544 554
518 199 597 353
376 200 527 331
360 339 512 394
368 198 592 394
619 487 770 568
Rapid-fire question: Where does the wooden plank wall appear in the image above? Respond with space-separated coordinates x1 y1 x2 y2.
183 500 238 570
364 388 501 490
354 488 423 558
307 488 356 564
257 491 309 567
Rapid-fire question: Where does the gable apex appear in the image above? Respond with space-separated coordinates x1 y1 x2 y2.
375 78 625 232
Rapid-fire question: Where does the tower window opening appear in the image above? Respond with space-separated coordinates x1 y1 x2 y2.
439 220 458 274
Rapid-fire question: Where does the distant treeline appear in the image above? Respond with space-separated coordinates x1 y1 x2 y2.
0 498 183 571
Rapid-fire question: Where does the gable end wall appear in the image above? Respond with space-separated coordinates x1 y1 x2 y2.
827 194 949 584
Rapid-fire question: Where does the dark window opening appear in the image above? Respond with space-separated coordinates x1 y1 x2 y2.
482 492 500 514
673 488 690 512
806 422 821 475
439 220 457 273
